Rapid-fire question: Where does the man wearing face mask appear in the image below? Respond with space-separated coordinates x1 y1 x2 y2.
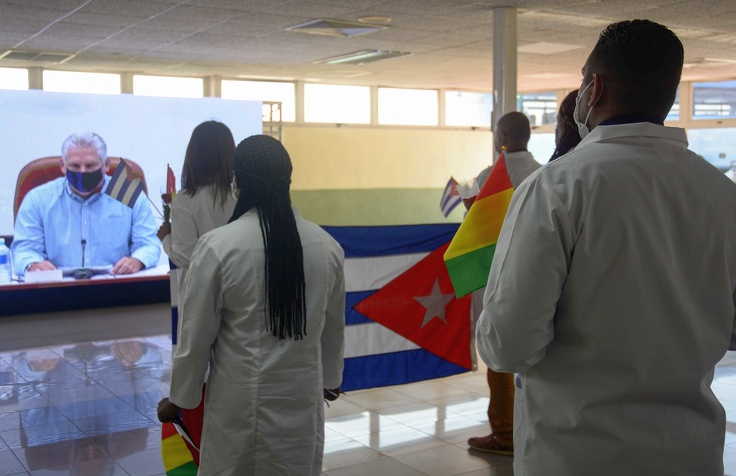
476 20 736 476
12 132 160 276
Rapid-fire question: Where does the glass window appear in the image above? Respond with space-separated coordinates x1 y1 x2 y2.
665 88 680 122
379 88 438 126
527 133 556 164
221 80 295 122
43 70 120 95
0 67 28 90
304 84 370 124
518 92 557 127
693 81 736 119
687 128 736 171
133 75 203 98
445 91 492 127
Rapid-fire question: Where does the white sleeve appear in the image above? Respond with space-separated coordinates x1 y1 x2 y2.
169 237 222 408
476 174 575 373
167 198 199 269
322 248 346 389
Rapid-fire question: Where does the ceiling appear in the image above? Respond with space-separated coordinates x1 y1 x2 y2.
0 0 735 92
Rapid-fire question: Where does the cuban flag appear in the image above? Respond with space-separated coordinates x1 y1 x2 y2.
324 223 473 391
440 177 462 218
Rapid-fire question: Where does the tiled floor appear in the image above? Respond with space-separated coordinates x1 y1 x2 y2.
0 306 736 475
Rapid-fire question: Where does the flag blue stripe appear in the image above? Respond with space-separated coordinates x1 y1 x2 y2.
346 290 375 325
323 224 458 258
341 348 469 391
126 181 144 207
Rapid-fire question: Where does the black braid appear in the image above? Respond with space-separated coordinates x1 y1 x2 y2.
229 135 307 340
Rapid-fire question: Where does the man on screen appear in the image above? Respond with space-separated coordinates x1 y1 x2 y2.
12 132 160 276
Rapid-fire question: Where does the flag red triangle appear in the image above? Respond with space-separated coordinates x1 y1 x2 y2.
354 243 472 369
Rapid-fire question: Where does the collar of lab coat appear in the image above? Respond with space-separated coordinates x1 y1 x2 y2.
576 122 688 152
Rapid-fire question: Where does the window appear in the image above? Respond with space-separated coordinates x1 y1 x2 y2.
687 128 736 171
133 75 203 98
527 133 556 164
379 88 438 126
693 81 736 119
445 91 492 127
518 92 557 127
43 70 120 95
0 67 28 90
665 88 680 122
304 84 370 124
221 80 296 122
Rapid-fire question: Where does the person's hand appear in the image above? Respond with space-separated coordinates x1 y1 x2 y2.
157 398 181 423
157 222 171 241
112 257 144 275
324 388 342 402
27 261 56 272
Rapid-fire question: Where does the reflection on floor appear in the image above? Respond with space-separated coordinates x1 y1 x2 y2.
0 332 736 475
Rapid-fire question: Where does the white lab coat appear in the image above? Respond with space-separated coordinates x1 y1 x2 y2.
476 123 736 476
162 185 236 312
169 210 345 476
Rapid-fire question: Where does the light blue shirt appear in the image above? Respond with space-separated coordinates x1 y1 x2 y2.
12 177 161 275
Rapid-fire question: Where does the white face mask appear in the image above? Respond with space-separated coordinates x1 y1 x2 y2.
574 80 595 139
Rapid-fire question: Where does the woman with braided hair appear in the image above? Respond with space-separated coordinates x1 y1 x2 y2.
159 135 345 476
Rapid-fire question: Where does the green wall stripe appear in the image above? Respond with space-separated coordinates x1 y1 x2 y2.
291 188 465 226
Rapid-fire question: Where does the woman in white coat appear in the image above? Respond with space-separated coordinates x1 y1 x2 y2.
159 121 237 338
158 135 345 476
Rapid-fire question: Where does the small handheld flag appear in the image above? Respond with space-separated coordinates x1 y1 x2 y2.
440 177 462 218
161 395 204 476
443 152 514 297
163 164 177 223
105 159 144 208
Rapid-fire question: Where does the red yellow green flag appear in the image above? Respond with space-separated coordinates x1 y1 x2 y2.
161 422 198 475
443 152 514 297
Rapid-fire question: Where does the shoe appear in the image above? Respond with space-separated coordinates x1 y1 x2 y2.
467 434 513 456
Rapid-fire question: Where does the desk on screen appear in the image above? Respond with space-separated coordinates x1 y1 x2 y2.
0 264 170 316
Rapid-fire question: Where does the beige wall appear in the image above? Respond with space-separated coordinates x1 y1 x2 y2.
282 124 493 190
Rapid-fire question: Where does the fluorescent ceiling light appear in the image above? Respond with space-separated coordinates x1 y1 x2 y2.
315 50 411 65
519 10 611 28
286 18 387 38
0 50 73 63
518 42 581 55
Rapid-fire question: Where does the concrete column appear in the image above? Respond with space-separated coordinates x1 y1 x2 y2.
28 67 43 90
492 7 518 128
204 75 221 98
120 72 134 94
295 81 305 124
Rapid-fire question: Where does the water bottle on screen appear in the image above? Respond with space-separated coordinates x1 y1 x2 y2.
0 241 10 283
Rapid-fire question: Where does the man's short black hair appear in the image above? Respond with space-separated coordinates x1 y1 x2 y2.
587 20 683 121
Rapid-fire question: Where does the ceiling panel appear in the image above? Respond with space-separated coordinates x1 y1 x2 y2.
0 0 733 91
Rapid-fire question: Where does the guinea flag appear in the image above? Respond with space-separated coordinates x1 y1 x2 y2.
443 152 514 297
161 396 204 476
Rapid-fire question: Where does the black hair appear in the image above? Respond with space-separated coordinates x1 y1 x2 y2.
550 89 581 161
587 20 683 122
181 121 235 208
229 135 307 340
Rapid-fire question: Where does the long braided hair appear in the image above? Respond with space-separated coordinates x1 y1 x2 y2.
230 135 307 340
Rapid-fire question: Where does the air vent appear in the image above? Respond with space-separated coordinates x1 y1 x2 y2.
286 18 387 38
0 50 74 63
315 50 410 65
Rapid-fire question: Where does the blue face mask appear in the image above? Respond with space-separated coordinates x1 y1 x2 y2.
66 168 104 194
